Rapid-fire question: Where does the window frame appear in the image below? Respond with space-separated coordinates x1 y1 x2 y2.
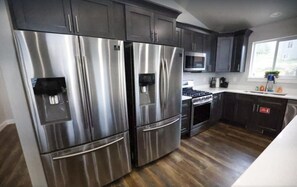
249 35 297 80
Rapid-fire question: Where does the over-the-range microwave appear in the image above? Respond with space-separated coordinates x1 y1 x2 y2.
184 52 206 72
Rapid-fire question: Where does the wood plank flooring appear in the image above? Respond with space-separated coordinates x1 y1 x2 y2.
109 123 272 187
0 124 32 187
0 123 272 187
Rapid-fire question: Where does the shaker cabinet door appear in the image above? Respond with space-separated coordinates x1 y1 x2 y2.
154 14 176 45
215 37 233 72
255 97 287 134
234 94 256 128
181 29 193 51
192 32 204 52
71 0 114 38
126 6 154 43
9 0 72 33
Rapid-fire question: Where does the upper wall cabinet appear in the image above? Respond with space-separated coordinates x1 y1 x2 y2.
71 0 114 38
8 0 72 34
231 30 253 72
181 29 204 53
125 5 179 46
125 6 154 43
8 0 125 39
215 36 234 72
215 29 252 72
177 22 218 72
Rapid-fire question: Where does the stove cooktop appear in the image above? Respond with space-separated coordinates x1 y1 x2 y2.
182 88 212 98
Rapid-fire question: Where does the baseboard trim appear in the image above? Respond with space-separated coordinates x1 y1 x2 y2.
0 119 14 132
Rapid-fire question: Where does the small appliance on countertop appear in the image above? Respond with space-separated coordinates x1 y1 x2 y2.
220 77 229 88
210 77 216 88
210 77 220 88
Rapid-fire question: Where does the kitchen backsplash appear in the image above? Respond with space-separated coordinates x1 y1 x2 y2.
183 72 297 94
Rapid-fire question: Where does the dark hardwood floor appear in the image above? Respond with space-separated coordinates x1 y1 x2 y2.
0 123 272 187
109 123 272 187
0 124 32 187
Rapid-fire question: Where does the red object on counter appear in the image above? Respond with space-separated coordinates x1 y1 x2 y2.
259 85 265 91
259 107 271 114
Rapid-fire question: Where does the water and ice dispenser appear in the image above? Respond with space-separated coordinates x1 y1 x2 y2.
32 77 71 124
139 73 155 105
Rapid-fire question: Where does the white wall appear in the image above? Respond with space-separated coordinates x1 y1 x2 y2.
217 17 297 92
0 0 48 186
0 67 13 129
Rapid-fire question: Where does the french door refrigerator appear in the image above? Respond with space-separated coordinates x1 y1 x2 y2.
125 43 183 166
14 31 131 187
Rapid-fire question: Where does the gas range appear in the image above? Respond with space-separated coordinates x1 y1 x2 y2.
182 88 213 105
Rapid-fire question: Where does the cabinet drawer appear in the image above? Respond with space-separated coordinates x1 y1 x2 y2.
182 100 191 116
181 117 190 133
41 131 131 187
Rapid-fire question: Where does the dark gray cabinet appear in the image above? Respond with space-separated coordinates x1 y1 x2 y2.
125 6 154 43
181 29 203 52
215 29 252 73
210 93 223 123
231 30 253 72
154 14 176 45
175 28 182 47
254 97 287 134
181 99 191 137
215 36 234 72
181 29 193 51
8 0 122 39
125 5 176 45
222 92 236 122
71 0 114 38
203 34 217 72
8 0 72 34
234 94 256 128
224 93 288 136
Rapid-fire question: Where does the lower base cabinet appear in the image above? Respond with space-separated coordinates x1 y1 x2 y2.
222 93 287 136
181 99 191 137
210 93 223 123
253 97 287 135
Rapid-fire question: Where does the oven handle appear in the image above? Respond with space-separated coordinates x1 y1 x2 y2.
192 100 212 107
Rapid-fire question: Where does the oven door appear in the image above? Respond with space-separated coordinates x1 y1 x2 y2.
191 101 211 128
184 52 206 71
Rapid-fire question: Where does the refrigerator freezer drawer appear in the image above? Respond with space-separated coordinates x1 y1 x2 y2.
136 115 181 166
41 131 131 187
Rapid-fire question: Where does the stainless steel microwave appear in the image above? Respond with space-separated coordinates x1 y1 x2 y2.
184 52 206 71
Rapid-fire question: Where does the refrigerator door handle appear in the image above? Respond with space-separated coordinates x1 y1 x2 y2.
52 137 124 160
76 55 91 129
164 59 169 109
143 118 180 132
81 56 93 127
159 58 165 111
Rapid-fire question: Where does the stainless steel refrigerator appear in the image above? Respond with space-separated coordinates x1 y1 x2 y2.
14 30 131 187
125 43 183 167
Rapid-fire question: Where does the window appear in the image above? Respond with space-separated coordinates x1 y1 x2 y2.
249 36 297 79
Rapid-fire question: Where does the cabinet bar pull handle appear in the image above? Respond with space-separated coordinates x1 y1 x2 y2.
151 32 154 42
256 105 260 112
155 32 158 42
75 16 79 33
67 14 72 32
252 104 255 112
52 137 124 160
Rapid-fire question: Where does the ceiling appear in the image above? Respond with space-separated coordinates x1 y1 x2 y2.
173 0 297 33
